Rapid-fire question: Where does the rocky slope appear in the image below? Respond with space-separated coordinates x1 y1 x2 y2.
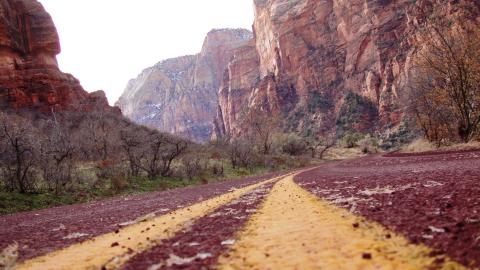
0 0 116 114
116 29 252 142
213 0 480 141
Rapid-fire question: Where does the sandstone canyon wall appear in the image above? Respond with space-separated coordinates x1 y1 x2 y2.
0 0 114 114
116 29 252 142
213 0 480 141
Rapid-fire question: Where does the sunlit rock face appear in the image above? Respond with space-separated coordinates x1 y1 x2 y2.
213 0 480 139
116 29 252 142
0 0 113 113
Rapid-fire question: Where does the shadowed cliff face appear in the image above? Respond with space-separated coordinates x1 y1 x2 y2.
213 0 480 139
0 0 113 113
116 29 252 142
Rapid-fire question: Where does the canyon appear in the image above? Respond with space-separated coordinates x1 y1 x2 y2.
214 0 480 141
119 0 479 144
2 0 478 144
116 29 252 142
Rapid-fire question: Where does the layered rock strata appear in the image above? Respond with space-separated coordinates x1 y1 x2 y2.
213 0 480 139
116 29 252 142
0 0 114 113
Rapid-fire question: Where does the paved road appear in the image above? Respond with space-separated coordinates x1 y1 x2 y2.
2 150 479 269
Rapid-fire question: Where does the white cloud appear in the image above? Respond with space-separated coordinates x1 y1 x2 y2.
38 0 254 104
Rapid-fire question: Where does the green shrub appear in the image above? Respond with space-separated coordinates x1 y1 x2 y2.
336 92 378 136
340 132 365 148
282 134 308 156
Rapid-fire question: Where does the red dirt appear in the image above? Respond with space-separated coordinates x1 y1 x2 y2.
0 172 282 262
121 182 276 270
295 150 480 268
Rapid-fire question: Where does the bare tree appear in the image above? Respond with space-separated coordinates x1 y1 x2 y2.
120 127 145 177
0 113 40 193
181 155 205 180
138 133 188 179
244 110 281 155
411 21 480 143
229 138 255 169
306 134 335 159
39 115 75 194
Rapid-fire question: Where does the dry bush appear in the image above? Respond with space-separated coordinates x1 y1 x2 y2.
401 138 480 153
110 174 129 192
181 156 205 180
38 117 75 194
228 138 256 169
137 132 189 179
281 133 307 156
211 163 224 176
0 242 18 270
243 109 281 155
401 138 436 153
305 135 335 159
0 112 41 193
357 135 379 154
120 126 148 177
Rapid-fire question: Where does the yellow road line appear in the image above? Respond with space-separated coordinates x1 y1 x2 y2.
218 176 469 270
16 174 290 270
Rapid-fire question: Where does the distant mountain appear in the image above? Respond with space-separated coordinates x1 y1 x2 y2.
116 29 252 142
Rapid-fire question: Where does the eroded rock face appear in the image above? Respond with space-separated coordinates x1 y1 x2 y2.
214 0 480 139
116 29 252 142
0 0 112 113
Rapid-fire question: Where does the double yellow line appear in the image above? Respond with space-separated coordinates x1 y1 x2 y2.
217 176 470 270
17 173 291 270
17 171 473 270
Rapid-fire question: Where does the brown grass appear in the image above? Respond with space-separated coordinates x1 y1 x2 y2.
0 242 18 270
323 146 367 160
401 139 480 153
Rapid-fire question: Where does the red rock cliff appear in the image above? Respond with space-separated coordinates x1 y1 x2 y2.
214 0 480 140
0 0 112 113
116 29 252 142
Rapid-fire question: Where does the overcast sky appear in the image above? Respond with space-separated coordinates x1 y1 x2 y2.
38 0 254 104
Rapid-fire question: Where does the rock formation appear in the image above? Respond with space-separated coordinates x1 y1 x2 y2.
0 0 114 113
116 29 252 142
213 0 480 140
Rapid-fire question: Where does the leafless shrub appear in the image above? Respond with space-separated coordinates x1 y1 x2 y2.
38 115 75 194
243 109 281 155
228 138 255 169
137 132 188 179
357 135 379 154
0 242 18 270
0 112 41 193
181 156 205 180
110 174 129 192
120 127 146 177
211 163 224 176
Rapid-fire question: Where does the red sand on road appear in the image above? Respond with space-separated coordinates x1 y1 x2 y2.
295 150 480 268
0 172 282 262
